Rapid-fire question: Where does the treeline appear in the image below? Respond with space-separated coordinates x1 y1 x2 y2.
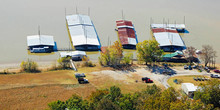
48 79 219 110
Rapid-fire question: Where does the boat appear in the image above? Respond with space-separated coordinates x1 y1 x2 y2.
116 20 138 49
27 35 57 53
66 14 101 51
59 51 87 61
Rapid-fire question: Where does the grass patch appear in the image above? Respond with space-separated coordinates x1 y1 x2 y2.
167 75 209 91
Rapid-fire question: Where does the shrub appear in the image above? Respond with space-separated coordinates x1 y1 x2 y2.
57 57 71 69
122 53 133 65
82 56 96 67
20 59 40 73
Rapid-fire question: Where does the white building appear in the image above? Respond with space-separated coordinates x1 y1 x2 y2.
181 83 197 98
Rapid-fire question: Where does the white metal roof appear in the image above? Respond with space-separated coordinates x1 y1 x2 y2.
117 25 134 29
66 14 100 46
128 38 137 45
151 24 185 29
182 83 197 92
153 32 185 47
27 35 55 46
60 51 86 58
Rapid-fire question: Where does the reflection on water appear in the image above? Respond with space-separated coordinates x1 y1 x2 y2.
0 0 220 64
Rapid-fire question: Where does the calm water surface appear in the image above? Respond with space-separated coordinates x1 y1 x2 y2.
0 0 220 64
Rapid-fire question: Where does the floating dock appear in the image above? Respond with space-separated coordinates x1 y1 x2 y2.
116 20 138 49
66 14 101 51
27 35 57 53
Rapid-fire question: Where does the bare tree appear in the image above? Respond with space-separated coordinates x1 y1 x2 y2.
185 46 197 66
200 45 217 67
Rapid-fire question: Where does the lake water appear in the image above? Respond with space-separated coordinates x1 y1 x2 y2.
0 0 220 65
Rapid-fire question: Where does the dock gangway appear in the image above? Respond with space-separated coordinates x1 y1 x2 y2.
70 59 77 71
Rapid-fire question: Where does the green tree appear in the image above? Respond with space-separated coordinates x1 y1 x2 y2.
170 100 189 110
122 53 133 65
194 79 220 108
118 93 139 110
48 100 66 110
96 98 120 110
20 59 40 73
65 94 88 110
142 84 161 95
88 89 109 109
108 86 122 102
136 40 163 65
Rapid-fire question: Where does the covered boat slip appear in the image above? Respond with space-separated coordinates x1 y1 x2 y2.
116 20 138 49
152 28 186 52
66 14 101 51
27 35 56 53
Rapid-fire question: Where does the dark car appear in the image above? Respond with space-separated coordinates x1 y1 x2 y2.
142 77 153 83
214 69 220 73
188 65 192 70
184 65 188 70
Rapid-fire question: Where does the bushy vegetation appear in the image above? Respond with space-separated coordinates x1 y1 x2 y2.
136 40 164 65
99 41 133 68
57 57 71 69
48 82 219 110
194 79 220 108
20 59 40 73
82 56 96 67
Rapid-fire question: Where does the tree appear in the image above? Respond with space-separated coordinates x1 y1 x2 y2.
194 79 220 108
122 53 133 65
108 86 122 102
200 45 217 67
88 89 109 109
65 94 88 110
136 40 164 65
99 41 123 67
48 100 66 110
96 98 120 110
20 59 40 73
118 93 139 110
185 46 197 65
57 57 71 69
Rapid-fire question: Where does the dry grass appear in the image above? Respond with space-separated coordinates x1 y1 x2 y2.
0 84 96 110
0 70 77 89
167 75 209 91
0 66 164 110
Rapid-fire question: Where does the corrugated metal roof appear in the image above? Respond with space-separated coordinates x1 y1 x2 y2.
151 24 185 29
152 28 185 47
27 35 55 46
66 14 101 46
116 20 138 46
182 83 197 92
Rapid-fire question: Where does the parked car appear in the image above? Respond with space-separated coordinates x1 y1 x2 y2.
214 69 220 73
184 65 188 70
78 77 89 84
210 74 220 78
192 65 198 69
188 65 192 70
142 77 153 83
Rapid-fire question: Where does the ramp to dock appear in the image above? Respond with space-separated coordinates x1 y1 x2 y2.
70 59 77 71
